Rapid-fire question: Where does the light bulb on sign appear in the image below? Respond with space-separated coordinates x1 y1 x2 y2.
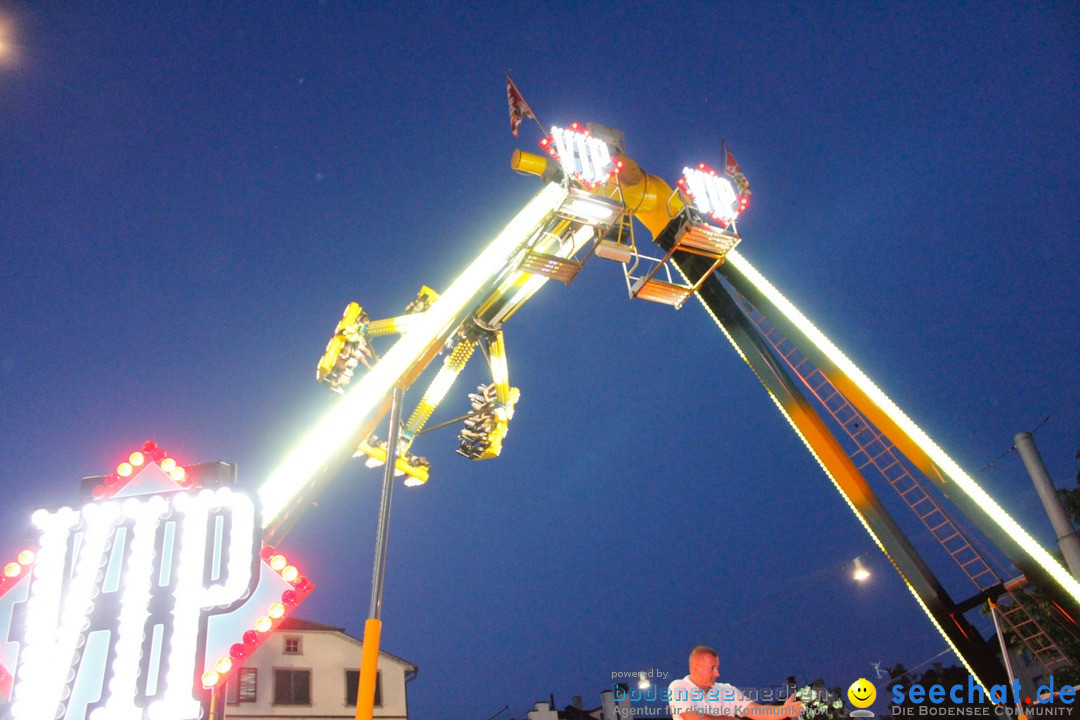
543 125 620 187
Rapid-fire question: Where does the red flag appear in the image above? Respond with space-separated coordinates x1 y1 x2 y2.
724 147 742 178
725 146 751 196
506 74 536 138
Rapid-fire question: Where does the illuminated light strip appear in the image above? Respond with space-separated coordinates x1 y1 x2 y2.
259 182 569 527
563 197 617 220
367 312 428 338
499 273 548 320
489 331 510 405
725 248 1080 604
675 261 989 690
404 339 477 437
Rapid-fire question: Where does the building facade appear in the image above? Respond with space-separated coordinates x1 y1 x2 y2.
221 617 417 719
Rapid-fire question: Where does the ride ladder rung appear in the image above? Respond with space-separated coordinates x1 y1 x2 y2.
634 220 739 308
925 515 951 533
675 223 740 255
938 531 962 546
520 251 583 284
629 276 694 307
897 483 922 499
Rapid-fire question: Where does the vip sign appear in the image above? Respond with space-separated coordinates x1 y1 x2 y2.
678 163 744 227
540 123 623 187
0 443 313 720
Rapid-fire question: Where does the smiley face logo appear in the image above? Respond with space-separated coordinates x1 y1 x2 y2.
847 678 876 708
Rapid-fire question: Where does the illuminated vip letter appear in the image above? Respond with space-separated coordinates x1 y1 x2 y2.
10 503 119 720
550 125 615 185
573 132 593 180
682 167 738 221
149 488 256 720
96 495 170 720
10 484 259 720
552 127 578 175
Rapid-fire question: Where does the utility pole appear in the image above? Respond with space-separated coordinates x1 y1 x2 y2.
1015 431 1080 580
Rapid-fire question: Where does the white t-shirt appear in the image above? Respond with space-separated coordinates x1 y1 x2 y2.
668 676 751 719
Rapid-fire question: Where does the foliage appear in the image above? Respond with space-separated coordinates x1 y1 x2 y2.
786 676 847 720
1054 448 1080 527
999 584 1080 686
883 663 972 717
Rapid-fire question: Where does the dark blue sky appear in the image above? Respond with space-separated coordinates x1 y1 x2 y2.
0 2 1076 718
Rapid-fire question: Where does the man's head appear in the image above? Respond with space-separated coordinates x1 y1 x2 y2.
688 646 719 689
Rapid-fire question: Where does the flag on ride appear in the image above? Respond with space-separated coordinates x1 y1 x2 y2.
506 74 536 137
725 147 751 195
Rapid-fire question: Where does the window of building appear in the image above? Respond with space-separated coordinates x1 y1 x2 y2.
273 668 312 706
344 669 381 707
283 636 302 655
238 668 257 702
226 667 258 704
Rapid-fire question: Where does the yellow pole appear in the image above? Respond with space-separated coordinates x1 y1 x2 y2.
357 387 402 720
355 617 382 720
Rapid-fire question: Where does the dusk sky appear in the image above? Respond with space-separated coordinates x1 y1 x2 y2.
0 3 1077 718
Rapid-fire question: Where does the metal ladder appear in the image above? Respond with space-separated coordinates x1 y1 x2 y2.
736 294 1071 672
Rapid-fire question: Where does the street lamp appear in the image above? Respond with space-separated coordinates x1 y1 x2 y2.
852 557 871 582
